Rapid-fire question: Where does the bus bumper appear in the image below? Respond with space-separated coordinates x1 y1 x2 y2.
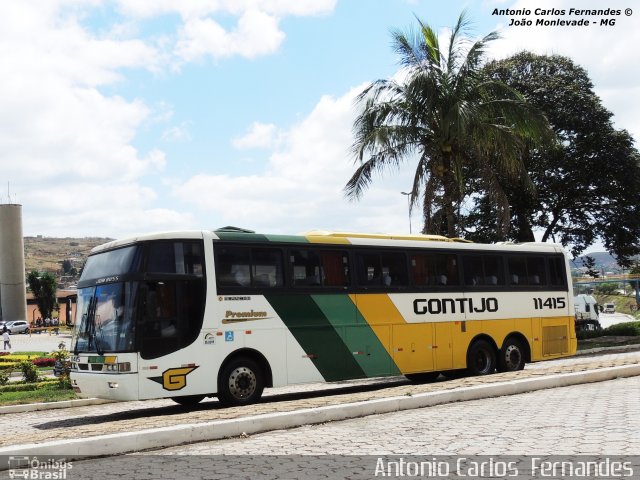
70 371 139 401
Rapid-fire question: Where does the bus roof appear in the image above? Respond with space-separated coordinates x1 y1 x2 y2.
90 229 566 255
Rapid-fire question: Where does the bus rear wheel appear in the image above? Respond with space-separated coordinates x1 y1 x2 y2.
497 338 526 372
467 339 496 376
218 357 264 407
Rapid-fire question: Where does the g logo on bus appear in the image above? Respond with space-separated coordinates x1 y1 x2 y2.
149 366 198 391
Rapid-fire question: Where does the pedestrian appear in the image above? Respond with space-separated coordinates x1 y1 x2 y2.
2 328 10 351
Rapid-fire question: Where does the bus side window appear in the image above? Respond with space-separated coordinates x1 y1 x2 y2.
291 250 349 287
527 257 546 285
251 248 284 288
356 253 381 286
216 247 252 287
320 251 350 287
548 257 566 286
290 250 322 286
463 256 483 286
462 255 503 287
381 253 407 287
356 252 407 288
412 252 459 287
147 241 205 275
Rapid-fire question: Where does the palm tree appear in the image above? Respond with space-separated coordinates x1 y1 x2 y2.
345 11 551 237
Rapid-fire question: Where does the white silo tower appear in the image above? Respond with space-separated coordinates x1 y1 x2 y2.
0 203 27 321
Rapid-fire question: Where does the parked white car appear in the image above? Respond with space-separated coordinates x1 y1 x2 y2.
603 303 616 314
4 320 30 334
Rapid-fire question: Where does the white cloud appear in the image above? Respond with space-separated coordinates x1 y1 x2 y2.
232 122 279 149
114 0 336 19
172 85 420 234
488 0 639 139
175 10 285 61
162 122 193 142
0 1 181 237
0 0 342 238
113 0 336 64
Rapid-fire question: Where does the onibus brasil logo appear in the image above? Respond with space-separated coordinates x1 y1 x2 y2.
8 456 72 479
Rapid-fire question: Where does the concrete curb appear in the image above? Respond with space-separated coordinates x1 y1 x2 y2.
0 398 112 415
576 343 640 356
0 363 638 463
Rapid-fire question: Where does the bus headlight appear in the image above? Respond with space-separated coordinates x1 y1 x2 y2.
105 362 131 373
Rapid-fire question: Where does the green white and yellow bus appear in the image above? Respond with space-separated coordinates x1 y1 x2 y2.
70 227 576 406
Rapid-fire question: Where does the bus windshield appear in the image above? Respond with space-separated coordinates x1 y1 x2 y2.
72 282 139 354
72 245 142 354
71 241 206 358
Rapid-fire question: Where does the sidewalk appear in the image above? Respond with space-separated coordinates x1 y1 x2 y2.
0 350 638 452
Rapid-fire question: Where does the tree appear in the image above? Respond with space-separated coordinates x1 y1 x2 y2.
466 53 640 265
27 271 58 320
582 256 600 279
61 259 73 274
344 12 550 237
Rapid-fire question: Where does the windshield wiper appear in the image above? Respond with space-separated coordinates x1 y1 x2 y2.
74 296 97 356
94 315 106 356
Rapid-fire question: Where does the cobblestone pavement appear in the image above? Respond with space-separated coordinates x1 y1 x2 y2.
150 375 640 456
1 350 639 449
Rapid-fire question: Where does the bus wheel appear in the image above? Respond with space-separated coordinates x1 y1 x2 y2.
497 338 526 372
171 395 205 407
467 340 496 376
218 357 264 407
405 372 440 383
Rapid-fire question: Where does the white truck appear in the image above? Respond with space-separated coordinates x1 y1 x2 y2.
574 294 602 331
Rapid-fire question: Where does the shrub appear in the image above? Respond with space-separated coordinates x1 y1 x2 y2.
32 357 56 367
604 322 640 337
0 355 35 362
0 380 59 393
17 360 40 383
0 368 11 386
577 329 604 340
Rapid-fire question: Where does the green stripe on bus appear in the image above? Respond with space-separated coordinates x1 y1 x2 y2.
312 295 401 377
265 294 365 382
264 234 309 243
214 232 270 242
215 232 309 244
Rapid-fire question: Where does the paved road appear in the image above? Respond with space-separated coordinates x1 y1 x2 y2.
599 312 637 329
63 372 640 479
1 350 639 449
3 331 71 353
151 375 640 456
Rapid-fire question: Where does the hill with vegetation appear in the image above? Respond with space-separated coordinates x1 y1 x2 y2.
24 237 112 281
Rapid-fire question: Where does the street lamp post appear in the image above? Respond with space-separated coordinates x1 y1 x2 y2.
400 192 412 234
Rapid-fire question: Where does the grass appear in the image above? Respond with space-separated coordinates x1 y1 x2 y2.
577 320 640 350
2 351 48 357
0 383 76 406
0 349 76 406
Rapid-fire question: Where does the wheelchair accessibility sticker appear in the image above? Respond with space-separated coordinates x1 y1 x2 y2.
225 331 234 342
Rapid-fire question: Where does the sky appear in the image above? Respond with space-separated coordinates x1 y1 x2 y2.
0 0 637 254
